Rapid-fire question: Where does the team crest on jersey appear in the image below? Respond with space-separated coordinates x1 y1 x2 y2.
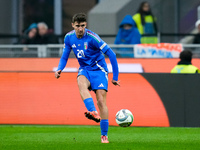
84 42 88 50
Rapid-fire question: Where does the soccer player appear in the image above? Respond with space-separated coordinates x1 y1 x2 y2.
55 13 120 143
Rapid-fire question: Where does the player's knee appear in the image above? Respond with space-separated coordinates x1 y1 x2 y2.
78 81 88 92
97 100 103 108
97 98 106 109
77 81 84 89
96 90 107 109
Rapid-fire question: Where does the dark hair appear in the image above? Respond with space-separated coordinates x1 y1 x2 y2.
72 13 87 23
180 50 193 62
137 1 152 14
137 1 157 33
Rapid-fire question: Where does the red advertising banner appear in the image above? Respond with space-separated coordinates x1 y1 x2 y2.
0 72 169 127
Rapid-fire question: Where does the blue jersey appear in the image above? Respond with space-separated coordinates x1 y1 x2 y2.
57 28 119 81
64 29 109 71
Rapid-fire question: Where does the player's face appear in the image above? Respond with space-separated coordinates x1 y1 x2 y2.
72 22 87 38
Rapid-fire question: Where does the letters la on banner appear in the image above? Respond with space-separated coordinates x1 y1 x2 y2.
134 43 183 58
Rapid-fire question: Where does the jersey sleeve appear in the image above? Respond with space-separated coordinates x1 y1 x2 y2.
105 48 119 81
89 31 119 80
95 39 111 54
57 35 71 71
88 31 110 53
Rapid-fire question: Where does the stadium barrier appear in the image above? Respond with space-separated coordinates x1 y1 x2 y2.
0 58 200 73
0 44 200 58
0 72 199 127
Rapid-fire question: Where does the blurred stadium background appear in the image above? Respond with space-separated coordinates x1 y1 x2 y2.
0 0 200 56
0 0 200 42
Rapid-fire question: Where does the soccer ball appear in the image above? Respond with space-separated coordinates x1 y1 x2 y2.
115 109 134 127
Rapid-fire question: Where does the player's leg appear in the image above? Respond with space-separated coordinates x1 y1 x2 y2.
77 75 100 122
77 75 91 100
96 90 108 119
96 89 109 143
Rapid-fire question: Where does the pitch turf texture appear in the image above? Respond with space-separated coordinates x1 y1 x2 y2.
0 125 199 150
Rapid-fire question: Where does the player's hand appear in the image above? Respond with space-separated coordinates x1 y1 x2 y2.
55 70 62 79
112 79 120 86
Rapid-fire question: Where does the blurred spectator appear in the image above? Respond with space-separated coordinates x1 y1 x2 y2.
16 23 39 57
133 1 158 44
115 15 141 44
193 19 200 44
171 50 200 73
115 15 141 57
37 22 59 44
17 23 39 44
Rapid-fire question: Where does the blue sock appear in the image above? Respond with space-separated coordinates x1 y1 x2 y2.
100 119 109 136
83 98 97 112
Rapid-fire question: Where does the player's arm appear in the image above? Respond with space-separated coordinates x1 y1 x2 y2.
90 31 120 85
55 41 71 79
104 48 120 86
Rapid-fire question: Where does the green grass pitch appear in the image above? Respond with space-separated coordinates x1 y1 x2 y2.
0 125 199 150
